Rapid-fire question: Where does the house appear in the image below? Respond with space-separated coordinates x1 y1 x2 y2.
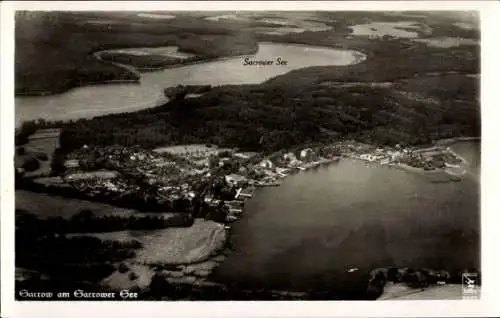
391 151 403 162
234 153 251 160
238 166 248 174
219 158 231 167
64 159 80 169
360 154 372 161
259 159 273 169
300 148 314 160
283 152 297 163
225 174 247 186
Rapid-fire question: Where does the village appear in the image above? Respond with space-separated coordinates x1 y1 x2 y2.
13 127 473 296
15 128 469 226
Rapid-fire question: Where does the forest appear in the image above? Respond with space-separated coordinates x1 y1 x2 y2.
15 11 480 152
15 11 258 95
16 69 479 155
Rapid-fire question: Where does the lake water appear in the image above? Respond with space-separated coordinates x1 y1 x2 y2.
15 43 364 126
213 141 480 293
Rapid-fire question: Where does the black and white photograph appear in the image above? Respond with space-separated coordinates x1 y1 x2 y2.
1 1 499 316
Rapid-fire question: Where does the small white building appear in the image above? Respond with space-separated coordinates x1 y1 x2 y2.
391 151 403 162
218 157 231 167
64 159 80 169
300 148 314 159
259 159 273 169
225 174 247 186
360 154 372 161
283 152 297 162
234 153 251 160
238 166 247 174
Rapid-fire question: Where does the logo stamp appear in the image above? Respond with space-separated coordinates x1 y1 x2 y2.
462 272 480 299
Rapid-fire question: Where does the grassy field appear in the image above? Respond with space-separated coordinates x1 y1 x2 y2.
153 144 232 155
15 132 59 177
67 219 227 265
15 190 143 219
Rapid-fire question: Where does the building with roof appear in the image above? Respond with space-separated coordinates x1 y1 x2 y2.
259 159 273 169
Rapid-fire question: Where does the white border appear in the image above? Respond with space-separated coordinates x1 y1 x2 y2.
2 1 500 317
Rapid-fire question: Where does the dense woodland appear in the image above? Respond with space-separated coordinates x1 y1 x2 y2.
15 11 258 95
17 69 479 154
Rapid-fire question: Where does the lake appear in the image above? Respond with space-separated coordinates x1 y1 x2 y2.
213 141 480 293
15 43 365 126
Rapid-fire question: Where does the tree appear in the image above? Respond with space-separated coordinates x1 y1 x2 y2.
208 155 219 169
149 273 170 297
22 156 40 172
71 209 94 226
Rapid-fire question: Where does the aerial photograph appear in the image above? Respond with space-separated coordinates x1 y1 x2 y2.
14 10 480 300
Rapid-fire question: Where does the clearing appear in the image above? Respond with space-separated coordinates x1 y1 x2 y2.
67 219 227 265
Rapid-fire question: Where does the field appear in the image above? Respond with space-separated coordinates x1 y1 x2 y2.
15 131 60 177
153 144 232 155
67 219 227 265
15 190 143 219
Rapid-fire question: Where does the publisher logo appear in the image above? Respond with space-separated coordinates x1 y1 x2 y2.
462 273 480 299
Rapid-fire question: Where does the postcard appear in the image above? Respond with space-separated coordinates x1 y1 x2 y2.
1 1 499 317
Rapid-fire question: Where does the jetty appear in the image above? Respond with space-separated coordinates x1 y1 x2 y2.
235 187 253 199
255 182 281 187
228 208 243 214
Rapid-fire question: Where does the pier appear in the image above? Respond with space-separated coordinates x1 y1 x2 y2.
235 187 253 199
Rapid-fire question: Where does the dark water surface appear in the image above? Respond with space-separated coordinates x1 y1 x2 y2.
213 142 480 292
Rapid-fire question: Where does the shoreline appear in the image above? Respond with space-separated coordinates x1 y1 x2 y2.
15 79 141 98
15 41 365 100
201 138 479 295
220 136 480 227
95 41 366 73
15 137 480 297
